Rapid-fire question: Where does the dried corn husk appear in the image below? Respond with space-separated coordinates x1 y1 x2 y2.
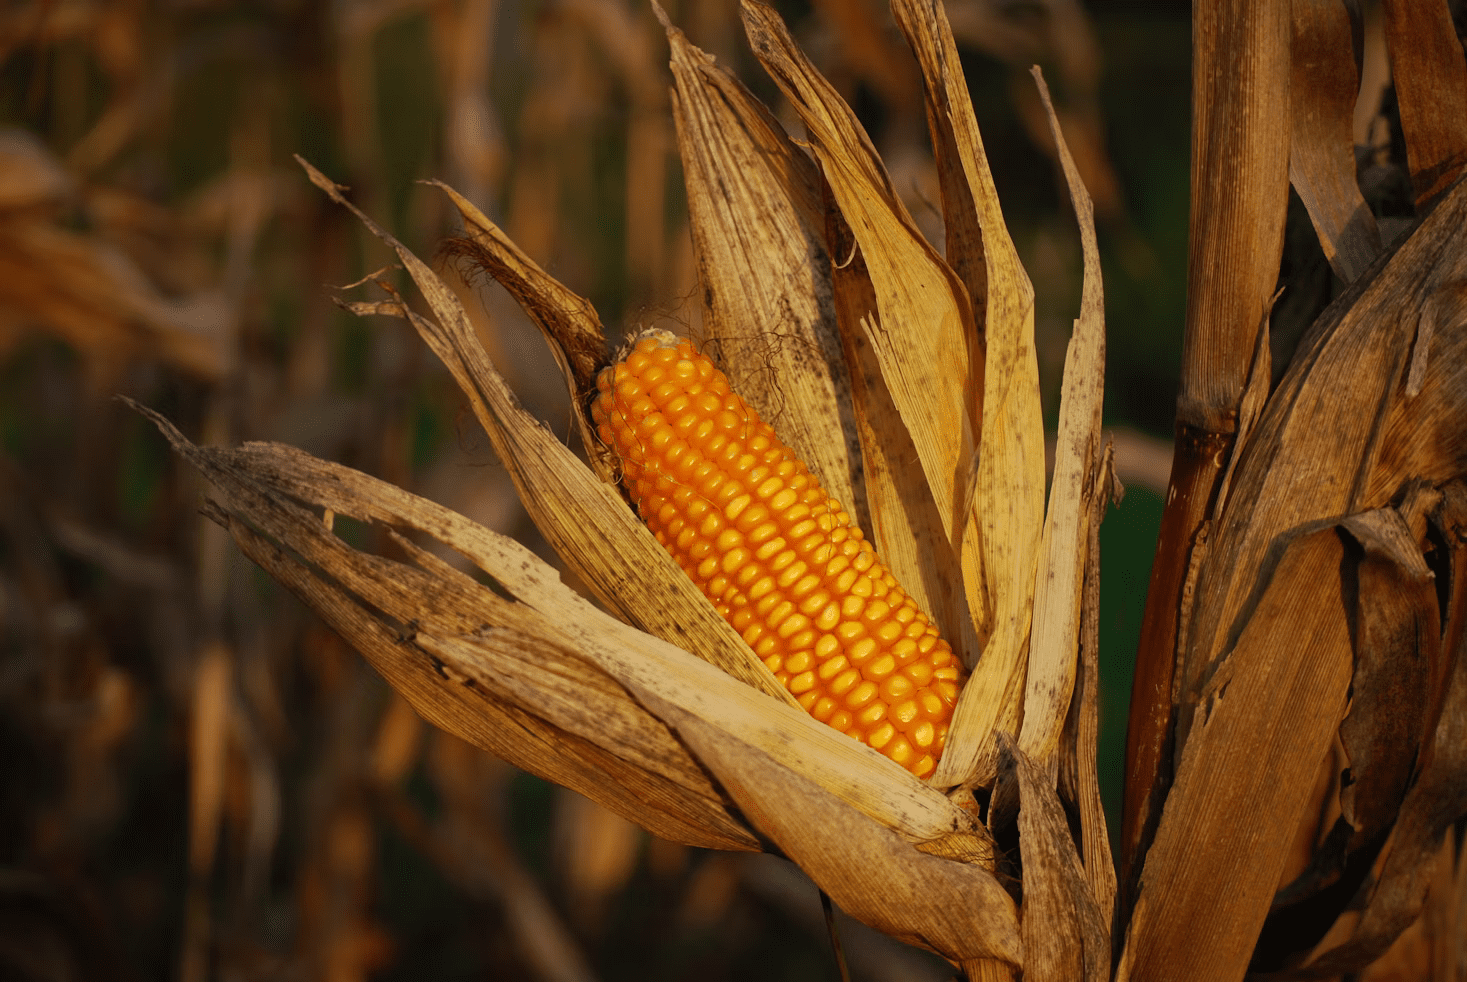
1287 0 1381 283
659 4 862 521
886 0 1047 790
143 0 1126 971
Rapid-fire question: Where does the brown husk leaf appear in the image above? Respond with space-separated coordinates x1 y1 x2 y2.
1288 0 1382 283
658 5 863 521
680 712 1021 965
1125 174 1467 981
1016 745 1110 982
1286 485 1467 975
1016 66 1106 766
1118 525 1356 982
135 407 760 851
1382 0 1467 207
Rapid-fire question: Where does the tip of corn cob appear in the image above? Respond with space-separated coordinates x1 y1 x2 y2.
590 331 965 779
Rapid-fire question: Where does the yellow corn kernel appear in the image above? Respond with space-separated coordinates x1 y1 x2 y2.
591 333 966 779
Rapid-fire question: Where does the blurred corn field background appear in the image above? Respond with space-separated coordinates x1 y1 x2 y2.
0 0 1350 978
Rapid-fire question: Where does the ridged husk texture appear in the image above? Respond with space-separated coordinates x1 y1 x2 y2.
146 0 1116 975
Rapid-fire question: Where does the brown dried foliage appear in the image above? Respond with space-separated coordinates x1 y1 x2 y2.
1122 2 1467 981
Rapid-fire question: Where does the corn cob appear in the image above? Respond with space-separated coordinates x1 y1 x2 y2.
591 332 965 778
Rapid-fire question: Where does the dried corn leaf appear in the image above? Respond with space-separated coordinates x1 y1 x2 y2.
1347 832 1465 982
1382 0 1467 207
574 619 998 865
659 8 863 519
435 180 605 393
1252 499 1447 969
136 409 758 851
890 0 1045 789
1118 525 1355 982
146 406 1004 863
1015 747 1109 982
1335 507 1443 852
432 181 608 477
1182 177 1467 699
682 710 1021 966
1365 278 1467 501
1059 450 1118 925
1294 486 1467 975
740 1 988 641
564 610 997 866
1288 0 1381 282
297 158 794 707
1017 67 1105 765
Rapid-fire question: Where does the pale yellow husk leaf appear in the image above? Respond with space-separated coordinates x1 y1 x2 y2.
659 6 863 521
1017 68 1107 765
739 1 991 658
888 0 1049 787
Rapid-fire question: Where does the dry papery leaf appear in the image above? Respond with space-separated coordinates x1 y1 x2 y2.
139 0 1122 972
1383 0 1467 208
1279 487 1467 978
1118 160 1467 980
1123 14 1467 980
883 0 1047 791
1018 70 1115 982
128 402 1028 962
658 2 863 528
1287 0 1382 284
